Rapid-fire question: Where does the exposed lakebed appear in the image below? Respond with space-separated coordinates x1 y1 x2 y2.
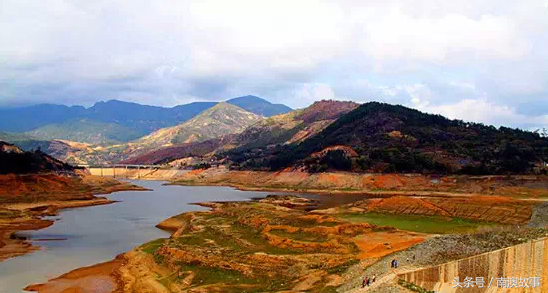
0 180 301 292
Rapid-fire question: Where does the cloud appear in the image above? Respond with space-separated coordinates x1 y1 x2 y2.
0 0 547 131
294 83 336 104
331 79 547 130
418 99 548 130
362 13 528 69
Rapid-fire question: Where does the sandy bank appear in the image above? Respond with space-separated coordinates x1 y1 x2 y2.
27 195 430 292
0 198 116 262
170 168 548 198
0 174 147 262
25 254 126 293
0 217 53 262
22 173 548 293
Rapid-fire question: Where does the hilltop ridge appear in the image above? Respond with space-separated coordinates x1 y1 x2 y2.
227 102 548 174
136 102 263 148
0 141 74 174
125 100 359 166
0 96 291 144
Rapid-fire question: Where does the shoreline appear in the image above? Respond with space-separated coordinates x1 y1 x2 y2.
0 198 117 263
28 190 548 293
19 173 548 293
0 176 148 263
166 169 548 199
167 180 535 200
24 253 127 293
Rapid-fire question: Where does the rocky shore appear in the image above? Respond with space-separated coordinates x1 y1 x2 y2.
170 167 548 198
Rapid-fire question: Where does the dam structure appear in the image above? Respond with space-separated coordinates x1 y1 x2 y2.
398 237 548 292
82 164 190 180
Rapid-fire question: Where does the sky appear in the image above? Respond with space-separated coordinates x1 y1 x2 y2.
0 0 547 131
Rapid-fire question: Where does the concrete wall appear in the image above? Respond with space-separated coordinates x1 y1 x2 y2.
399 237 548 292
88 168 189 180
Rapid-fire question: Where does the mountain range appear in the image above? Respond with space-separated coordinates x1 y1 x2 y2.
0 95 291 144
16 101 266 165
136 102 262 148
232 102 548 174
127 100 548 175
2 96 547 175
124 100 358 165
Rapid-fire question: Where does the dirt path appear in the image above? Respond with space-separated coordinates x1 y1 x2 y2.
346 267 417 293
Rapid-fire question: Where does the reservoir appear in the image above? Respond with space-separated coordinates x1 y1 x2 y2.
0 180 288 292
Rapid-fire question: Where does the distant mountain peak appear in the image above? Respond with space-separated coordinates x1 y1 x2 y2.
204 101 251 112
295 100 359 123
90 99 158 109
137 101 263 148
228 95 265 103
227 95 292 117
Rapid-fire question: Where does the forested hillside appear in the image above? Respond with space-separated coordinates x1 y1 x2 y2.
0 141 74 174
227 102 548 174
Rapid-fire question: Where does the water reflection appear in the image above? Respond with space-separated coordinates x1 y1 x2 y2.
0 181 287 292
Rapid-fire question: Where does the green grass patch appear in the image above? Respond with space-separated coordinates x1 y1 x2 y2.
268 229 328 242
154 253 166 265
230 223 305 255
157 273 178 290
326 259 360 274
174 262 293 292
398 279 436 293
175 226 251 252
338 212 496 234
176 235 208 246
141 238 166 254
199 227 244 251
176 263 256 286
272 216 340 228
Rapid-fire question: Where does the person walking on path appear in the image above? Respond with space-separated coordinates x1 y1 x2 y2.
362 276 368 288
372 275 376 283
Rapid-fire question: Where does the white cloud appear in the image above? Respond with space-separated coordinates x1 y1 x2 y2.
362 13 528 68
0 0 547 131
417 99 548 130
338 79 547 129
294 83 336 104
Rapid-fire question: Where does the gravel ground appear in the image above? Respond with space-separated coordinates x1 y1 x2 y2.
527 202 548 228
369 281 413 293
338 227 548 292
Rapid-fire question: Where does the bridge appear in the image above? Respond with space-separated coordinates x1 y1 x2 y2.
77 164 160 169
78 164 185 179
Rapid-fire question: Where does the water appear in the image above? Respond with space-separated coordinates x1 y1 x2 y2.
0 180 289 292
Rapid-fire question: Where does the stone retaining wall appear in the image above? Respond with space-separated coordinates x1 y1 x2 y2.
398 237 548 292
